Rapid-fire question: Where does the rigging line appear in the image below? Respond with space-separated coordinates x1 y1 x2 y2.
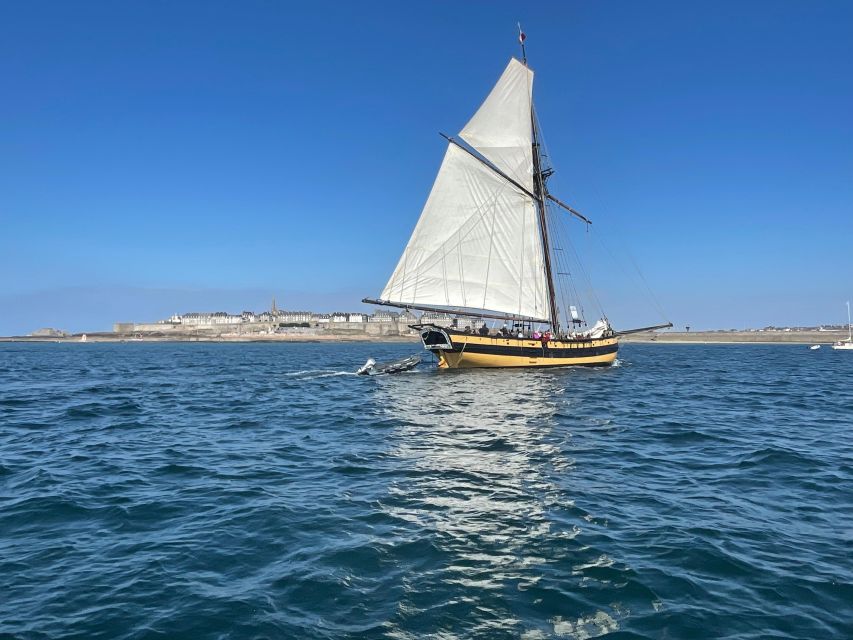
532 117 569 323
385 244 405 302
387 165 508 300
391 162 535 319
534 108 576 327
387 144 474 302
551 204 590 326
517 197 529 319
462 167 521 310
531 115 559 331
622 244 670 323
523 59 542 322
533 108 603 327
583 176 670 323
556 235 585 325
457 232 466 308
553 203 597 323
524 82 556 328
441 244 449 307
562 211 608 322
480 183 505 311
534 113 587 231
553 260 573 327
591 228 670 323
547 207 574 322
532 106 580 330
388 164 519 299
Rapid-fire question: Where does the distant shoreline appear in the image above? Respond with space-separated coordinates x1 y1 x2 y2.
1 330 846 345
0 333 420 344
621 330 847 345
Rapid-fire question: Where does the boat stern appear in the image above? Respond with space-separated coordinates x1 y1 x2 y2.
414 324 454 351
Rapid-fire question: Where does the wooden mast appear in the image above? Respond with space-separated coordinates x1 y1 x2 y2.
521 27 560 333
532 118 559 334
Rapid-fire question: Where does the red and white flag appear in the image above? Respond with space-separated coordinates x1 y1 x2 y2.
518 24 526 44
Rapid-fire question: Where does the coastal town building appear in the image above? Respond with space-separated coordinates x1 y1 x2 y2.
114 298 417 337
179 312 243 326
420 311 455 327
29 328 69 338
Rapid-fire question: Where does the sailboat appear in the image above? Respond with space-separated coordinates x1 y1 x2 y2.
364 34 670 369
831 301 853 351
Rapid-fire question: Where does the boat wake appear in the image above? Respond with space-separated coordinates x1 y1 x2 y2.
285 370 358 380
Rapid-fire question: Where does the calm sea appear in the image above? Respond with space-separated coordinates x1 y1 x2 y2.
1 342 851 639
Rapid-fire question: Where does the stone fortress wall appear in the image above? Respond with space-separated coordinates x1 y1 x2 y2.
113 315 421 338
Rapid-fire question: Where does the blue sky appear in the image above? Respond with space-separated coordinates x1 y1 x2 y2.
1 1 851 334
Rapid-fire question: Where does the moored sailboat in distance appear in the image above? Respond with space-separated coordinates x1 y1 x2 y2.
831 301 853 351
364 31 670 369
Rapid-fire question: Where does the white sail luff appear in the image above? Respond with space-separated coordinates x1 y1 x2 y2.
460 58 534 193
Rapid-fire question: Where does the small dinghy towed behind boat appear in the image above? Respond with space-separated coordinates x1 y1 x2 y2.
357 354 422 376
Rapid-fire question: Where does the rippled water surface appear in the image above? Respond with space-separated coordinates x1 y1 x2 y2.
1 342 851 639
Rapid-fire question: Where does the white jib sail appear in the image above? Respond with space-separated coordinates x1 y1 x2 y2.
460 58 534 192
380 143 549 320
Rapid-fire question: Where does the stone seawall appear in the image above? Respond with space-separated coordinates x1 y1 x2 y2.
112 320 416 338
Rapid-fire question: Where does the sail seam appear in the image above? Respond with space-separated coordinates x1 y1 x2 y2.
480 183 503 312
385 152 530 307
389 182 526 310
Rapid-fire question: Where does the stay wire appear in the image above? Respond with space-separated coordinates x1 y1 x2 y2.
583 179 671 324
549 205 585 326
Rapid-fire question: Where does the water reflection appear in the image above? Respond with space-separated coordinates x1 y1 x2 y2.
372 368 624 638
380 369 562 537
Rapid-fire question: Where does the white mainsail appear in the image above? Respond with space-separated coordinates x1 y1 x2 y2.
379 59 549 321
460 58 534 193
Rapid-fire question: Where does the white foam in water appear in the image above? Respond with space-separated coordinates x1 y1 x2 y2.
284 370 357 380
551 611 619 639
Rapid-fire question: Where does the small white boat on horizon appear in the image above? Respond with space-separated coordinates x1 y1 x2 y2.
810 345 821 350
831 301 853 351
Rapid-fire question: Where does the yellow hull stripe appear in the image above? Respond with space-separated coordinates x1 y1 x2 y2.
433 334 619 369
